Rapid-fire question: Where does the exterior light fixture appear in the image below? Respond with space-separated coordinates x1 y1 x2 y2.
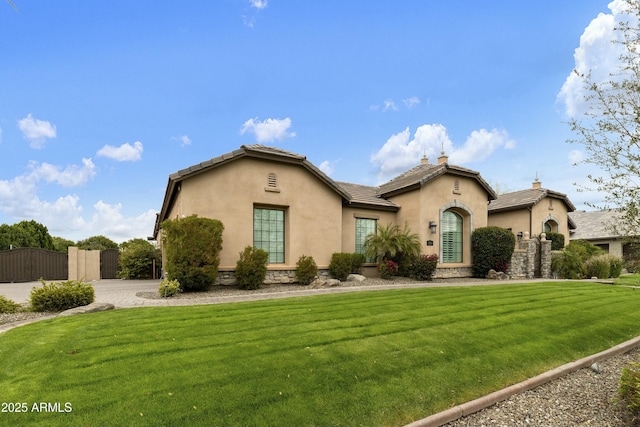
429 221 437 234
517 231 523 241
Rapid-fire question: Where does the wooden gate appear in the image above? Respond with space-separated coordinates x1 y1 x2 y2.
100 249 120 279
0 248 68 283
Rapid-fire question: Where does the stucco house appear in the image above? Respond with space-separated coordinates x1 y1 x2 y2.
487 179 576 244
152 144 497 282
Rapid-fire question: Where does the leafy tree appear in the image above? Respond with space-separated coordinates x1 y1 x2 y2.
471 226 516 278
52 236 75 252
161 215 224 292
76 235 118 250
118 238 161 279
0 220 55 250
363 222 421 265
567 0 640 236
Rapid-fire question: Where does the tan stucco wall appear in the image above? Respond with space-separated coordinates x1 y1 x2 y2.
165 157 343 269
341 207 397 254
389 174 490 266
488 210 531 236
68 246 101 281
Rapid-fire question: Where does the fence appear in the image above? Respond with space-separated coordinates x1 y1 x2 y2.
0 248 68 283
0 247 122 283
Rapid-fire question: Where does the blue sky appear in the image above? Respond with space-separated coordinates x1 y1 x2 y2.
0 0 627 243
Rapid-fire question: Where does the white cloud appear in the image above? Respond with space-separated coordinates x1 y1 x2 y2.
557 0 634 117
17 113 57 149
173 135 192 147
318 160 335 176
240 117 296 142
371 124 515 181
568 149 585 165
250 0 268 9
97 141 143 161
88 201 157 242
383 99 398 111
28 158 96 188
403 96 421 108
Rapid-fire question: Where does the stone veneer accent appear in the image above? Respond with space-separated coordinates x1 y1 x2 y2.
216 268 330 286
507 233 552 279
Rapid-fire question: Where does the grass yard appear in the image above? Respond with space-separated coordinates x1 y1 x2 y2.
1 282 640 427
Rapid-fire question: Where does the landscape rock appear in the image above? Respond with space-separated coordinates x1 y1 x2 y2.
58 302 115 317
309 278 342 288
346 274 366 282
486 269 510 280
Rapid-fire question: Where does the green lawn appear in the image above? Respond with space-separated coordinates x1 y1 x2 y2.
1 282 640 427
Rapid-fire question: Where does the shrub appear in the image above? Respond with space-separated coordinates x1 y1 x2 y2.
159 278 181 298
618 360 640 422
545 232 565 250
350 253 366 274
119 238 162 280
566 239 604 262
161 215 224 292
295 255 318 285
329 253 352 281
471 227 516 278
551 250 585 279
378 260 398 280
409 254 439 281
363 223 421 265
626 259 640 274
584 254 611 279
609 255 624 278
30 279 94 312
0 295 21 314
235 246 268 290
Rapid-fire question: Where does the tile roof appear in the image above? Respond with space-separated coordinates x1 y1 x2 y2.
335 182 399 209
568 210 624 240
488 188 576 212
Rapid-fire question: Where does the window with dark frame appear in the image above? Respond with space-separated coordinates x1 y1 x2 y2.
253 207 285 263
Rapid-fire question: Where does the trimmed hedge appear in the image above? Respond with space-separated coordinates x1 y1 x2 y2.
30 279 95 312
295 255 318 286
161 215 224 292
545 232 565 250
235 246 269 290
329 253 353 281
0 295 21 314
471 227 516 278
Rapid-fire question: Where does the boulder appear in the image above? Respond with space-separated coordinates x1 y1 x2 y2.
58 302 115 317
486 269 510 280
346 274 366 282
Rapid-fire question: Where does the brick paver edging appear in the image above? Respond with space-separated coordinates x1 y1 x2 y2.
404 335 640 427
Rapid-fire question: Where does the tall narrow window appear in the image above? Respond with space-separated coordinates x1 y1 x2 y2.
442 211 463 263
355 218 377 261
253 208 284 263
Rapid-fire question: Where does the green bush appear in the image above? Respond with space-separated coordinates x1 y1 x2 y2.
235 246 269 290
551 250 585 279
471 227 516 278
119 238 161 279
609 255 624 278
161 215 224 292
30 279 94 312
0 295 21 314
363 223 421 265
350 253 366 274
625 259 640 274
566 240 604 262
295 255 318 286
409 254 439 281
545 232 565 250
158 278 181 298
329 253 352 281
378 260 398 280
618 361 640 422
585 254 611 279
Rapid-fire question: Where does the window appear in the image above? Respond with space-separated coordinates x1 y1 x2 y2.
253 208 284 263
442 211 463 263
355 218 377 260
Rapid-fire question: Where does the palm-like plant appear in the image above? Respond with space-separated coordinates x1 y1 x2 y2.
363 222 421 265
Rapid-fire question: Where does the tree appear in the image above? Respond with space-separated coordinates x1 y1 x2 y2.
52 236 75 252
567 0 640 236
76 235 118 250
0 220 55 250
118 238 161 279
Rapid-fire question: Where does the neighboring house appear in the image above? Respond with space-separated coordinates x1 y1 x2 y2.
488 179 576 245
568 209 633 258
152 144 497 281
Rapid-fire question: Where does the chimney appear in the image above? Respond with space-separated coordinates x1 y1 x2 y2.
532 177 542 189
421 154 429 165
437 150 448 165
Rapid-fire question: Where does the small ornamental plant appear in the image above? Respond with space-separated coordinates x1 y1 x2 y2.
295 255 318 286
235 246 269 290
329 253 352 281
0 295 21 314
30 279 95 312
379 260 399 280
410 254 439 281
618 360 640 422
159 278 182 298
